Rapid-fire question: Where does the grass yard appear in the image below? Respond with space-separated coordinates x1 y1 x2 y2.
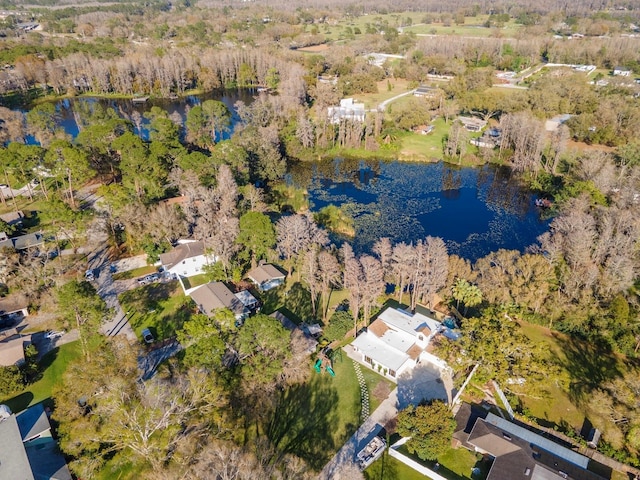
119 280 193 340
1 341 82 413
111 265 157 280
397 117 448 162
366 446 486 480
352 78 413 110
402 21 520 38
181 273 209 290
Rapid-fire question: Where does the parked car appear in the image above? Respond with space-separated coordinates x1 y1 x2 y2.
45 330 66 340
85 269 95 281
142 328 154 344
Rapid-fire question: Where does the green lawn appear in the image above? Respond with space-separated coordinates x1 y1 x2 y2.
403 21 521 38
365 447 486 480
112 265 157 280
119 280 194 340
181 273 209 290
351 78 414 110
1 341 82 413
397 117 449 162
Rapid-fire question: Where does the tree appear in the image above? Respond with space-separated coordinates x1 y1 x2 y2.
0 365 24 397
360 254 384 324
237 212 276 268
396 400 456 461
26 102 60 147
56 280 107 360
235 313 291 391
276 214 329 276
186 100 231 149
451 278 482 316
317 250 342 323
46 140 95 208
177 312 229 371
324 310 353 342
343 252 364 335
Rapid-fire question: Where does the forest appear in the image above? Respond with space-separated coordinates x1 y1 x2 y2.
0 0 640 479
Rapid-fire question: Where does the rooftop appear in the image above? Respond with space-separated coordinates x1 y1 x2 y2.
159 241 205 269
0 414 34 480
377 308 440 338
189 282 248 318
247 264 285 284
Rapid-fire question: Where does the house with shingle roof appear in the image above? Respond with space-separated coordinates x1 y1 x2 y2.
188 281 249 322
0 403 72 480
247 263 286 291
159 240 215 278
350 307 447 382
453 405 607 480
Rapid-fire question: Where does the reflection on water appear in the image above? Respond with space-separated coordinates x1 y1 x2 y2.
24 90 254 144
288 159 550 261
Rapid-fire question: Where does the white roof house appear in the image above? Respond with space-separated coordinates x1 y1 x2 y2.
159 240 216 278
327 98 366 124
351 307 447 382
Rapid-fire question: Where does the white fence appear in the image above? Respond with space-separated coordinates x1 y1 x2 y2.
388 438 450 480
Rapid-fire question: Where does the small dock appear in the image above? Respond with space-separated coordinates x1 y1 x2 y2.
131 96 149 104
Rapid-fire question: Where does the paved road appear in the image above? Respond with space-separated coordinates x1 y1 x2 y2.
377 89 417 111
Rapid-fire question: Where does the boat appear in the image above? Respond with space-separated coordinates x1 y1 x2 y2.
357 436 386 470
132 96 149 104
535 198 553 208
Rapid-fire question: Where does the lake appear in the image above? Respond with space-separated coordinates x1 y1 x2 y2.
288 158 550 261
19 93 550 261
23 89 255 144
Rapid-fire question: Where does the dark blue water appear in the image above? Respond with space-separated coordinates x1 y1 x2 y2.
288 158 550 261
23 90 254 145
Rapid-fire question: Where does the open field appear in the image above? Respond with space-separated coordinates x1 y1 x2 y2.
351 78 414 110
403 21 521 38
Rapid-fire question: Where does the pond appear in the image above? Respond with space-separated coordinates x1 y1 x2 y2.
288 158 551 261
22 89 255 144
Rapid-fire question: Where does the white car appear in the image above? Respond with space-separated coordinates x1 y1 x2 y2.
45 330 65 340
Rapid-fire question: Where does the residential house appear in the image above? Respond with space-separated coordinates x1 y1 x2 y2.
0 231 44 251
453 405 606 480
413 85 438 98
188 282 249 322
0 333 32 366
328 98 366 124
0 210 25 227
413 124 434 135
0 403 72 480
234 289 260 313
159 240 214 278
0 293 29 328
457 116 487 132
350 307 447 382
613 66 632 76
247 264 286 291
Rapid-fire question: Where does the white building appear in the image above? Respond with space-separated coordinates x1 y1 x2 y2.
327 98 366 124
159 240 215 278
351 307 448 382
613 66 632 76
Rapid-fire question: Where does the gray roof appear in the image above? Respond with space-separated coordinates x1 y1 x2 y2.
467 413 605 480
0 294 29 315
0 414 34 480
0 232 44 251
16 402 50 442
159 241 205 269
0 210 24 226
189 282 248 318
247 264 285 285
0 334 31 366
17 404 72 480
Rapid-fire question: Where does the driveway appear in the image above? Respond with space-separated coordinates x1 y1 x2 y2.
319 388 398 480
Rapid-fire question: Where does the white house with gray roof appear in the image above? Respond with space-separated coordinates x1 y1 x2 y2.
351 307 448 382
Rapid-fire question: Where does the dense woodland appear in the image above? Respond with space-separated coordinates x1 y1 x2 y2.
1 0 640 478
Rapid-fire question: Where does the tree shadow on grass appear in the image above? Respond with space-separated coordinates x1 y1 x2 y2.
285 282 314 323
119 282 177 315
554 333 623 405
364 451 399 480
266 379 340 470
4 391 34 413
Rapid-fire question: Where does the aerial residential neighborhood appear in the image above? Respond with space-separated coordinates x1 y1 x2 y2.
0 0 640 479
